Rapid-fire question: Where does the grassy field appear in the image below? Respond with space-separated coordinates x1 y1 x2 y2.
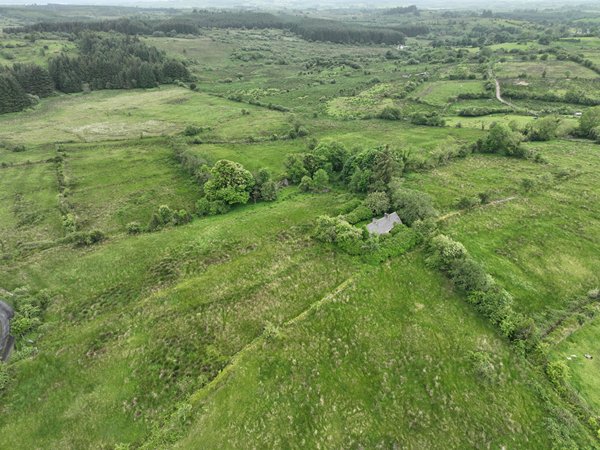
178 253 578 449
0 87 291 145
553 318 600 412
1 7 600 449
64 140 200 233
495 60 598 79
0 190 361 449
435 141 600 327
413 80 488 106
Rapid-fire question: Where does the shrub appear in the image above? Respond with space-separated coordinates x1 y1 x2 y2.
468 351 500 384
312 169 329 192
546 360 570 391
69 229 106 246
158 205 174 224
299 175 314 192
173 209 191 226
456 196 480 210
0 364 8 391
344 205 373 224
313 215 365 254
62 213 77 233
378 106 402 120
480 123 523 156
126 221 142 234
364 191 390 215
426 234 468 270
390 184 438 226
183 125 202 136
448 257 493 293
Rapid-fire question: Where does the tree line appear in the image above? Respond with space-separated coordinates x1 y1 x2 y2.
0 32 190 114
5 11 407 45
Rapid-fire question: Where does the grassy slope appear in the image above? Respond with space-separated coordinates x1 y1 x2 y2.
409 141 600 327
65 140 200 233
178 253 557 449
0 191 360 448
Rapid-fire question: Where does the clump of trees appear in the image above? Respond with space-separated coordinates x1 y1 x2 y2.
196 160 278 216
0 33 191 114
146 205 191 232
425 233 537 346
49 33 190 93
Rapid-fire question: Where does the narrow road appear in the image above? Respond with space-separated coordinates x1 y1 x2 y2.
495 79 517 109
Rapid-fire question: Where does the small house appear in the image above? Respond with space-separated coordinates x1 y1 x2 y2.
367 212 402 235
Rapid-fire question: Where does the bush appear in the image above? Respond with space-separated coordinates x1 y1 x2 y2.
68 229 106 246
480 123 523 156
344 205 373 224
0 364 8 391
126 221 142 234
468 350 500 384
183 125 202 136
364 191 390 215
173 209 191 226
546 360 570 391
426 234 468 270
378 106 402 120
448 257 493 293
312 169 329 192
313 215 366 255
62 213 77 233
299 175 314 192
456 196 480 210
390 184 438 226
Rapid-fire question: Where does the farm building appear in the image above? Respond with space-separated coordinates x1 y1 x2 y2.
367 212 402 235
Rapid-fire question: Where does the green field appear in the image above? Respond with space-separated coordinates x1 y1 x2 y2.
1 5 600 449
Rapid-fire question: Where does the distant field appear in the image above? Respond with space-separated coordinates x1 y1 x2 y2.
413 80 488 106
495 60 598 79
0 87 291 145
0 38 76 67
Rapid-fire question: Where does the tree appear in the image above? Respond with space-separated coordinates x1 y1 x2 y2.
578 106 600 138
204 160 255 205
252 168 277 202
313 141 349 172
481 123 523 156
284 154 308 184
390 184 438 226
372 145 402 191
312 169 329 192
299 175 314 192
0 72 31 114
364 191 390 215
525 116 560 141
